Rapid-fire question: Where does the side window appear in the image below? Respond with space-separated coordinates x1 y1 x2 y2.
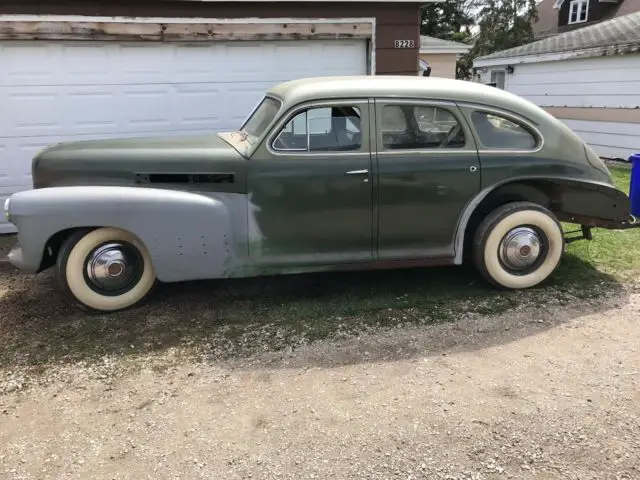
272 105 362 152
381 104 466 150
470 111 538 150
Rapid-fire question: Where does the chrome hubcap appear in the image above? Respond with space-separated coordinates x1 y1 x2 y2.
85 242 140 292
499 227 542 271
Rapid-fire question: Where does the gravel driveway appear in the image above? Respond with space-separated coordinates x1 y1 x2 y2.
0 247 638 479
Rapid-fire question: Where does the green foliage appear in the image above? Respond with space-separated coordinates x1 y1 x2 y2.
420 0 539 80
420 0 476 41
420 0 476 79
472 0 539 58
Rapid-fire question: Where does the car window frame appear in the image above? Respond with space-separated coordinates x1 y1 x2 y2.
239 95 284 141
265 98 371 157
458 103 544 154
374 98 476 154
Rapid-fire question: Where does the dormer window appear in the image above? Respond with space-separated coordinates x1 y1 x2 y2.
568 0 589 24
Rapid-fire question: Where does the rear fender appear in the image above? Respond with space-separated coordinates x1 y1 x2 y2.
7 186 248 282
534 177 632 226
454 176 634 264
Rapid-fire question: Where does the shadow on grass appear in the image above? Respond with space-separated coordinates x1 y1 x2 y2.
0 252 628 373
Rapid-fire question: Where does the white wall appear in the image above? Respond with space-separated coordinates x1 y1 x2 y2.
561 119 640 160
498 54 640 159
506 54 640 108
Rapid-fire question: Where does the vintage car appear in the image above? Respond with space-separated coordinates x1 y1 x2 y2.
3 75 638 312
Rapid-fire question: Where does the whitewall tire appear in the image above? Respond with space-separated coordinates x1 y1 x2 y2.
56 227 156 312
473 202 564 290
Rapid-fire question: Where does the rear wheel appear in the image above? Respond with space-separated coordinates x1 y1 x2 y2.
56 227 156 312
473 202 564 289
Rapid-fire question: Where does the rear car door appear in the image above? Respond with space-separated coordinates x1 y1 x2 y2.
374 98 481 259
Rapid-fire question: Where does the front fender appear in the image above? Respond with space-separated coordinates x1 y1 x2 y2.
7 186 246 282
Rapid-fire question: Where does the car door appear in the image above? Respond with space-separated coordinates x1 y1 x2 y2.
374 98 481 260
246 98 374 267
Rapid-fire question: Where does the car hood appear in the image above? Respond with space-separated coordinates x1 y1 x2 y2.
31 133 247 190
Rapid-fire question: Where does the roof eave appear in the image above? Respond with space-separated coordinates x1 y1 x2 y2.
420 47 471 54
473 40 640 67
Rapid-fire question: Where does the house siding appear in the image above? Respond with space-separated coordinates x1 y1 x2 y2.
418 53 457 78
0 1 421 75
504 53 640 159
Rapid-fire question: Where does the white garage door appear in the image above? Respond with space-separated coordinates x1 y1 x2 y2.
0 39 367 233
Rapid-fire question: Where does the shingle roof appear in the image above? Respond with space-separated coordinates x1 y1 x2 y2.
419 36 472 52
475 11 640 61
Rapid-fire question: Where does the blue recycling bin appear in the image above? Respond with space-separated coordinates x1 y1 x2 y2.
629 153 640 217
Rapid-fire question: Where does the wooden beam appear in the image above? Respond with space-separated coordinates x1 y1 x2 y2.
0 21 373 41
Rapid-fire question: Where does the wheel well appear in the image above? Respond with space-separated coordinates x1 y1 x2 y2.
38 227 96 272
463 181 555 254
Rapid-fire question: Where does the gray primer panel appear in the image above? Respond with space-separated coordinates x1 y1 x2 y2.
8 186 250 282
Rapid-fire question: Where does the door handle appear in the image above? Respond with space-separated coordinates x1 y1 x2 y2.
345 169 369 175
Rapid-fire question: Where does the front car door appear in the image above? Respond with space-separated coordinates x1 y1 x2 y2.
247 98 374 266
374 98 481 260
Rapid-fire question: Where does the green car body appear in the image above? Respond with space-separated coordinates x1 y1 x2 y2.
4 75 636 312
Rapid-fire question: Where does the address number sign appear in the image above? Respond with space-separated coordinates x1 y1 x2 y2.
394 39 415 48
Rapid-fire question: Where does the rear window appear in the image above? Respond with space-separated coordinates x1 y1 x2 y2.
470 111 538 150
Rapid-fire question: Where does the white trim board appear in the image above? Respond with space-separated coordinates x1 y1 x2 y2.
0 15 377 74
0 14 375 24
419 47 470 54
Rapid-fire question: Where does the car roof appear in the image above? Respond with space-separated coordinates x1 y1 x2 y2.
266 75 551 125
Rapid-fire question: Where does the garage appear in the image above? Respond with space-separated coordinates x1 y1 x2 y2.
0 37 367 232
0 1 427 234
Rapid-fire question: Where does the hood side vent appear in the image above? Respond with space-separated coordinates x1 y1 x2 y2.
135 173 235 184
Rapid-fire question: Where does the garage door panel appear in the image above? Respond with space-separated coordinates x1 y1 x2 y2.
172 44 227 84
318 42 367 73
122 84 174 130
2 87 64 137
1 40 367 87
117 43 174 84
0 138 50 189
60 43 113 84
65 88 120 133
174 84 224 129
0 43 61 87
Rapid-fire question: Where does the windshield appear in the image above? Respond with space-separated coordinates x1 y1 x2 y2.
240 96 282 140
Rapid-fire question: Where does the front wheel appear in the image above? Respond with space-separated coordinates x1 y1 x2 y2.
56 227 157 312
473 202 564 290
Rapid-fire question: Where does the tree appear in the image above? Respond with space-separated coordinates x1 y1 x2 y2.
471 0 539 58
419 0 478 79
420 0 476 44
420 0 539 80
